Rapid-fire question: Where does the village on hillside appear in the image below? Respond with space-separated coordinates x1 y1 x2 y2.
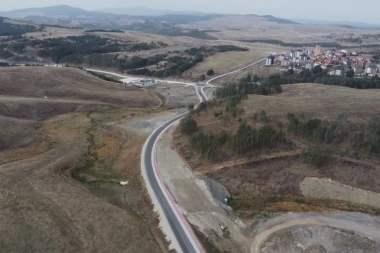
266 45 379 77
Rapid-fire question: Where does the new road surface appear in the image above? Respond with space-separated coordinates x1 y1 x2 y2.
82 59 265 252
141 87 208 253
141 59 265 253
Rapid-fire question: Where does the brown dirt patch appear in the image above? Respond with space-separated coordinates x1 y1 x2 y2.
207 156 380 219
208 157 380 198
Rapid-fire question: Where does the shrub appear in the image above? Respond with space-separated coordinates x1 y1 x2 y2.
181 118 198 135
301 146 332 168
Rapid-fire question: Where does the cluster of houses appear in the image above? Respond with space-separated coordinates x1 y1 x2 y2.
266 45 379 77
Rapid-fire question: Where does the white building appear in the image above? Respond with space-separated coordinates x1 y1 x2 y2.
266 55 276 65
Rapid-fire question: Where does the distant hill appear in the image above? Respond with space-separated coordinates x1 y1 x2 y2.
292 18 380 29
144 14 222 24
244 14 298 25
99 6 205 16
0 5 111 19
0 5 219 24
0 16 41 35
262 15 298 24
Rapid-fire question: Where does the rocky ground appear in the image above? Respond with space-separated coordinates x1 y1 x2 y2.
251 212 380 253
261 226 380 253
152 83 200 108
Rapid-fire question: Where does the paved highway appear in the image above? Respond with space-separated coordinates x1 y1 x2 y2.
141 87 207 253
143 112 202 253
142 59 264 253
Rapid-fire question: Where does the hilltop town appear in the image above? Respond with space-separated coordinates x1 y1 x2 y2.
267 46 379 77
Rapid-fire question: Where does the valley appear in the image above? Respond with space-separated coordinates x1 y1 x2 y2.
1 3 380 253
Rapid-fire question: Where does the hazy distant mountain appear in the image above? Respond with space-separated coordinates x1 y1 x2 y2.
244 14 298 25
262 15 298 24
0 5 217 24
292 19 380 29
99 6 205 16
0 5 111 19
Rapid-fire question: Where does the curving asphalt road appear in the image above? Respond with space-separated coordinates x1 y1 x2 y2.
142 59 264 253
143 112 202 253
142 86 208 253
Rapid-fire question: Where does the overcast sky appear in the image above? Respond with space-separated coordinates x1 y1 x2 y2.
1 0 380 24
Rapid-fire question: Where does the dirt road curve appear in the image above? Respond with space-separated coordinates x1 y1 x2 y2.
250 212 380 253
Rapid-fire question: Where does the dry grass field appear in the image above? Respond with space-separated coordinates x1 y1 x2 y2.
192 83 380 137
26 27 85 39
241 83 380 123
182 15 380 43
0 67 159 153
185 51 265 77
0 67 170 253
174 83 380 221
209 63 282 85
175 84 380 164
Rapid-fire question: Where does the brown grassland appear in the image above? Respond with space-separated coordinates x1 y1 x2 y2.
0 67 174 253
174 83 380 221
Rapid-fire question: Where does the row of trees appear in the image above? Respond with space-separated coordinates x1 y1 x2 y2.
0 49 13 59
190 131 229 158
181 117 286 158
122 21 217 40
25 36 167 63
215 81 282 101
301 146 332 168
0 18 41 36
228 123 286 155
350 118 380 158
84 54 167 71
185 45 248 57
86 71 122 83
286 113 340 144
264 66 380 89
286 113 380 159
128 54 204 77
